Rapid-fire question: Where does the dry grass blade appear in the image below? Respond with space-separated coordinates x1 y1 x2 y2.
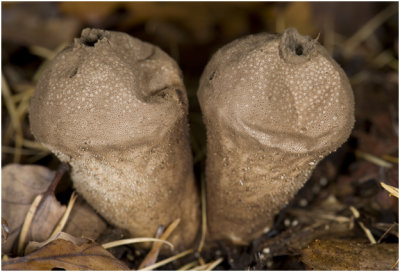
377 222 397 243
177 261 198 270
30 45 57 60
2 74 24 163
343 4 397 55
205 257 223 270
102 238 174 250
139 218 181 269
26 151 52 164
15 89 32 119
380 182 399 198
2 146 43 155
22 139 49 151
349 206 376 244
391 258 399 270
12 84 34 103
382 155 399 164
190 258 223 271
50 192 78 237
138 249 193 271
17 194 44 255
197 175 207 253
355 150 393 168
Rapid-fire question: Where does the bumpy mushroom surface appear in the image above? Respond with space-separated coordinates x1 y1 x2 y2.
198 28 354 244
29 28 200 250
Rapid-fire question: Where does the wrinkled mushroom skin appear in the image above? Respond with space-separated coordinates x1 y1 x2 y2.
198 28 354 244
29 29 200 250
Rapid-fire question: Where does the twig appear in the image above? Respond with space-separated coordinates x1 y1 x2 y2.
17 163 70 255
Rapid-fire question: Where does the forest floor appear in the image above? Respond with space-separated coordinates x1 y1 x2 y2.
2 2 398 270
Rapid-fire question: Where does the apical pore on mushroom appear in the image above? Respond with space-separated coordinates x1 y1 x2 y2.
198 28 354 244
29 28 200 250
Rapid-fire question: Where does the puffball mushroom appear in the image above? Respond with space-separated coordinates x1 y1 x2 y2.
29 28 200 250
198 28 354 244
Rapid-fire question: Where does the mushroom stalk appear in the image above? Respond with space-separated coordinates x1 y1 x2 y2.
198 28 354 244
29 28 200 250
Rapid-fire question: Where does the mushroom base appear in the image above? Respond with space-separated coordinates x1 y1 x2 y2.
49 124 200 251
205 126 321 245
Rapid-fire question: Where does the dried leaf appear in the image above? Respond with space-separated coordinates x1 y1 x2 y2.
24 231 87 255
2 218 9 243
2 232 129 270
1 164 55 253
301 239 398 270
63 197 107 241
30 192 66 242
3 3 81 49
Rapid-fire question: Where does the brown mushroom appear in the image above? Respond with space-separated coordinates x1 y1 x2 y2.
198 28 354 244
29 28 200 250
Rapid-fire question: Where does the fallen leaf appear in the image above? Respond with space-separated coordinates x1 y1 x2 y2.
301 239 398 270
2 218 9 243
24 231 87 255
1 164 55 253
3 3 81 49
29 190 66 242
2 232 129 270
63 197 107 241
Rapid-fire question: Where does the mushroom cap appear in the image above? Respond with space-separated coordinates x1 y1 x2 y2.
198 28 354 155
30 28 187 158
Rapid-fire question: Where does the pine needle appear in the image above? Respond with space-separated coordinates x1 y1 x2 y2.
50 192 78 237
2 74 24 163
139 218 181 269
17 194 43 255
343 4 397 55
355 150 393 168
177 261 198 271
139 249 193 271
380 182 399 198
197 175 207 253
102 238 174 250
205 258 223 271
23 140 49 151
382 155 399 164
190 258 223 271
349 206 376 244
